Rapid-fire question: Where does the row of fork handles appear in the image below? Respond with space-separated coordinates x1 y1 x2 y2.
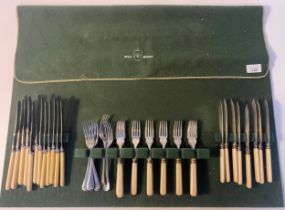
83 156 199 198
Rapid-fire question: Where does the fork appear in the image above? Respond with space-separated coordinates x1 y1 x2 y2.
82 121 100 191
115 120 125 198
173 120 183 196
131 120 140 196
99 114 113 191
145 120 154 196
159 120 168 196
187 120 198 197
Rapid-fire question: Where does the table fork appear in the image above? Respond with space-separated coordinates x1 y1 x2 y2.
159 120 168 196
82 121 100 191
145 120 154 196
187 120 198 197
99 114 113 191
131 120 140 196
173 120 183 196
115 120 125 198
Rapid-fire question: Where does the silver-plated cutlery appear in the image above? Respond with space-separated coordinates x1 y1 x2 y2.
219 98 274 188
5 96 67 191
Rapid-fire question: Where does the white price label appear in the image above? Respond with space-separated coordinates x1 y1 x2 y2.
246 64 262 73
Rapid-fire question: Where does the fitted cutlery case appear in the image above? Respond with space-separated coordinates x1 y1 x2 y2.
0 5 283 207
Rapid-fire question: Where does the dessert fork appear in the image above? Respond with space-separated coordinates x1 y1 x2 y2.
187 120 198 197
159 120 168 196
131 120 140 196
115 120 125 198
99 114 113 191
145 120 154 196
82 121 100 191
173 120 183 196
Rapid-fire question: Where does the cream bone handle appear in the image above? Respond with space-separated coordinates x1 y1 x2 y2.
54 150 60 187
190 158 197 197
160 158 167 196
26 151 34 192
116 158 124 198
11 150 20 189
253 144 260 183
259 144 265 184
32 145 38 184
130 158 138 195
60 149 65 187
220 145 225 183
49 147 56 184
175 158 183 196
40 151 47 188
224 144 231 183
265 143 273 183
18 146 26 185
245 148 252 189
23 147 29 186
237 147 243 185
5 150 15 190
232 144 238 183
146 158 153 196
36 147 43 185
45 149 51 186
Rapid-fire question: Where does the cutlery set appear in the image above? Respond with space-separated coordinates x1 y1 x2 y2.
82 117 199 198
5 96 66 191
219 99 273 188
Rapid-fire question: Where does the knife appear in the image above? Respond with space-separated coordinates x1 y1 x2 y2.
219 101 225 183
252 99 260 183
245 104 252 188
264 99 272 183
223 99 230 182
5 101 20 190
230 100 238 183
236 101 242 185
256 100 265 184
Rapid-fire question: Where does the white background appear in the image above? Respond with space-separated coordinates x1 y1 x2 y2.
0 0 284 209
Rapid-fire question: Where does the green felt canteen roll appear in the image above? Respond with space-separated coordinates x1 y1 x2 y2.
1 5 283 208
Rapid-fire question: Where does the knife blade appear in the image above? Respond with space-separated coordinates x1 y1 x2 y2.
264 99 272 183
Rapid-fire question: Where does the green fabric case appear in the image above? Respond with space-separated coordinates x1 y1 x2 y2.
0 5 283 208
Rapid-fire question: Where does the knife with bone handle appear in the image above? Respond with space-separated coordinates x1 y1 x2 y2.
245 104 252 188
36 97 43 185
230 100 238 183
223 99 230 182
219 101 225 183
26 102 34 192
236 101 242 185
5 101 20 190
23 97 31 186
11 99 24 189
264 99 273 183
252 99 260 183
18 97 27 186
256 100 265 184
40 101 48 188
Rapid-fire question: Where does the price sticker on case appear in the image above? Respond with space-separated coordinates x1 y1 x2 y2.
246 64 262 73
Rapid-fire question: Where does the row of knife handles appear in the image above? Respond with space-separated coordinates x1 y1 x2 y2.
5 146 65 191
219 143 272 187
